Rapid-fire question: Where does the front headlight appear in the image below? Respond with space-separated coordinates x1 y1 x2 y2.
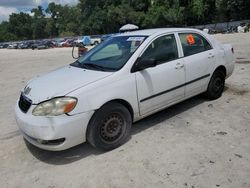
32 97 77 116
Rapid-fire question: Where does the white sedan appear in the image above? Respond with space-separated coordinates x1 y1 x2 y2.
15 28 235 151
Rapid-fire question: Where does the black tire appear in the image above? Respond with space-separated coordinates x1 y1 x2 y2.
87 102 132 150
205 70 226 100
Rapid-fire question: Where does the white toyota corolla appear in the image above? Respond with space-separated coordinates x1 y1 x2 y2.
15 28 235 151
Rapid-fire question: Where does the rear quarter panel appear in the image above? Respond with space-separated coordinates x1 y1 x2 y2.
222 44 235 78
206 34 235 77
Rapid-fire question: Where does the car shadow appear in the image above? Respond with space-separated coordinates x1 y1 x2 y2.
131 96 205 135
25 139 104 165
26 95 206 165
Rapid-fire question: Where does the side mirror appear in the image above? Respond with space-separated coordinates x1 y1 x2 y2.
131 57 157 73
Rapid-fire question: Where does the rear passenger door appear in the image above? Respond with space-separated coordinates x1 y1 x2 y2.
178 32 215 97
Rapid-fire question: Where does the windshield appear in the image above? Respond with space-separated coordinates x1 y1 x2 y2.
71 35 147 72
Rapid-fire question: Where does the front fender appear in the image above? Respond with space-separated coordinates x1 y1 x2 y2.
67 74 139 118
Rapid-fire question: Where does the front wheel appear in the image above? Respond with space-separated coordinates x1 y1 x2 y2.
87 102 132 150
205 70 226 100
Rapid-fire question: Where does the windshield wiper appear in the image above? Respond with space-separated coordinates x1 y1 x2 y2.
71 61 117 71
82 63 107 71
83 63 119 71
70 60 81 67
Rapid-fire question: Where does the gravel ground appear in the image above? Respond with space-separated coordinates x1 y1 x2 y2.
0 32 250 188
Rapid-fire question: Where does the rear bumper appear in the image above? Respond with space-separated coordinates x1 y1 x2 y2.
15 103 94 151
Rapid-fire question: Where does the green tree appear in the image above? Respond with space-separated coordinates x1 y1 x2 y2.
7 12 33 40
143 1 184 27
31 6 48 39
0 21 18 42
1 0 250 42
216 0 250 21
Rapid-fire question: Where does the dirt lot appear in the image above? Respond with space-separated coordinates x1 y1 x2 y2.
0 33 250 188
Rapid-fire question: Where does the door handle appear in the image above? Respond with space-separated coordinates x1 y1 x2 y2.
208 53 215 59
175 63 184 69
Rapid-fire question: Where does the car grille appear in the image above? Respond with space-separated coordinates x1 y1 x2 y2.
19 94 32 113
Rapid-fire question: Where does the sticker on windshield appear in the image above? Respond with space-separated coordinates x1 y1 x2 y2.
127 37 145 42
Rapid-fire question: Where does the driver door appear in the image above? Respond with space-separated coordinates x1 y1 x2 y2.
134 34 185 115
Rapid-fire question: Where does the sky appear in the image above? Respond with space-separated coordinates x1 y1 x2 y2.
0 0 78 22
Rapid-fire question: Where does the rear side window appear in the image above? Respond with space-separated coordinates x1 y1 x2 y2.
141 34 178 64
179 33 212 57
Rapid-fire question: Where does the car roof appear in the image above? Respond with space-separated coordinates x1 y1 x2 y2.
120 28 199 36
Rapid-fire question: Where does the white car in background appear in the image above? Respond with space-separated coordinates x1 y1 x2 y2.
15 28 235 151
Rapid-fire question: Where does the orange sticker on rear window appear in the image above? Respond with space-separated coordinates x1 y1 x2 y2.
186 34 195 45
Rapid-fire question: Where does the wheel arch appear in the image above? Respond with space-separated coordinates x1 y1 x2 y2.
99 99 134 121
86 99 134 134
214 65 226 76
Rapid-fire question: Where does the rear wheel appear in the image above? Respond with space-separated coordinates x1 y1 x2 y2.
205 70 226 100
87 102 132 150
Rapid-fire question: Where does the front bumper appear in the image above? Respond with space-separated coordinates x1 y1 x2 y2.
15 103 94 151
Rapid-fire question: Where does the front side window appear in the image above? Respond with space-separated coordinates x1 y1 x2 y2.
140 34 179 64
179 33 212 57
71 36 147 72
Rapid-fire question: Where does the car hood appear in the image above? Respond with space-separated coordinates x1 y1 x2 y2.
22 66 113 104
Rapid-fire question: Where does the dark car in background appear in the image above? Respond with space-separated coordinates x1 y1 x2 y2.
0 43 9 49
19 41 34 49
31 41 41 50
31 40 53 50
37 40 54 50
